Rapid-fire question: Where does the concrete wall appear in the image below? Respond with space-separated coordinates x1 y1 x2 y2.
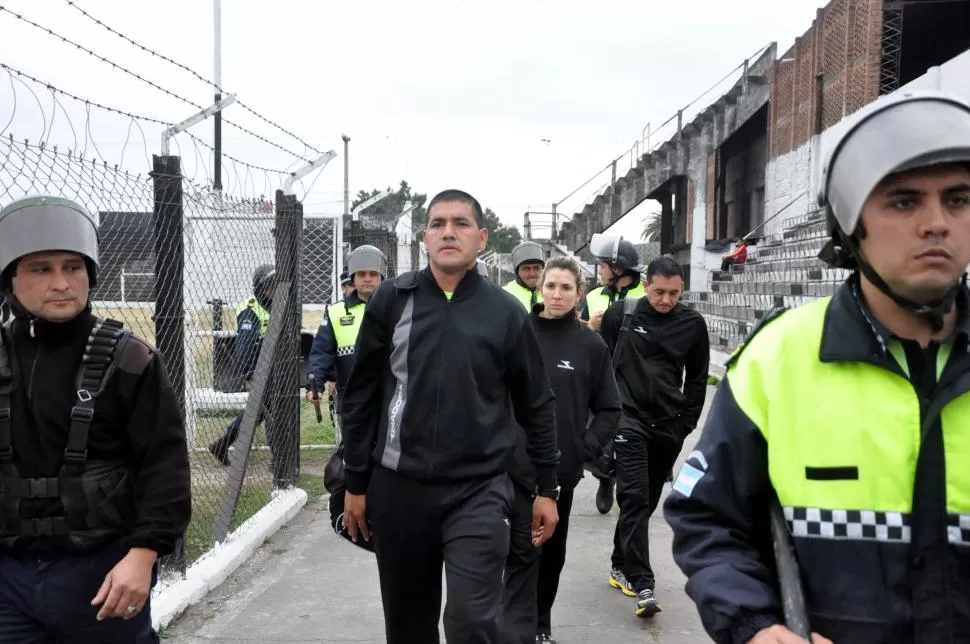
559 44 777 259
762 142 815 238
758 46 970 241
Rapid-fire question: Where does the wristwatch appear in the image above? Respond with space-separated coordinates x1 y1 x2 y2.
536 485 560 501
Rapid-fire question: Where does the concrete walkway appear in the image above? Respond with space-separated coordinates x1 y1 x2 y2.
164 390 716 643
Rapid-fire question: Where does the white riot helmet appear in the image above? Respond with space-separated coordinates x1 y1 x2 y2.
0 195 100 288
510 241 545 272
346 245 388 278
817 89 970 330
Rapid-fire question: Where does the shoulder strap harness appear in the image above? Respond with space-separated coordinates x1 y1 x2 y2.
611 296 640 368
0 317 130 538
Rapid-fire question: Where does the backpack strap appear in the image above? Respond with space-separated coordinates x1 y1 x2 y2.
62 318 130 471
388 271 419 330
611 296 641 369
0 321 15 466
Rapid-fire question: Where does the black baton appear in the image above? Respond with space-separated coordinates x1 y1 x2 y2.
769 495 811 639
308 374 323 423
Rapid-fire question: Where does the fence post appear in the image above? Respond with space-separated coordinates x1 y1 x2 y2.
151 153 186 574
269 189 303 488
151 155 186 419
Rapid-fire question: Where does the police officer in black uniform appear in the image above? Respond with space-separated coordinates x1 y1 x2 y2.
0 195 191 643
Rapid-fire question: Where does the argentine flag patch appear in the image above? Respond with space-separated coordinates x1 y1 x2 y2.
672 450 709 498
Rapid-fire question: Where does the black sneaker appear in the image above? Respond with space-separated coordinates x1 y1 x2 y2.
536 634 557 643
635 588 661 618
595 477 614 514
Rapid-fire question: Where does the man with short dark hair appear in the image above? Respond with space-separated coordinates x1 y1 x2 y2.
599 255 710 619
0 195 191 642
340 188 560 644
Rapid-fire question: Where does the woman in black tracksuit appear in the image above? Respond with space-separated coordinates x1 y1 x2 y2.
502 256 622 644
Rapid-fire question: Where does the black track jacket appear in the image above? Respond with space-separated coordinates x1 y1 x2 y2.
341 267 559 495
508 307 621 491
601 298 710 435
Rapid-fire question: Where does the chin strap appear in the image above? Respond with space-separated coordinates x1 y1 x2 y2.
821 231 963 333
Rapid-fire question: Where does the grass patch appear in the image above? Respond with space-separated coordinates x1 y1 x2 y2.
92 305 337 567
180 397 336 567
707 374 721 386
181 461 332 564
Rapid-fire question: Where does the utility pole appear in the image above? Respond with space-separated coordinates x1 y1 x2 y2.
342 134 351 218
213 0 223 192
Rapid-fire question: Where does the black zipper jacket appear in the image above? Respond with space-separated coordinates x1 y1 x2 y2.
601 298 710 435
508 306 621 491
341 267 559 494
1 309 192 558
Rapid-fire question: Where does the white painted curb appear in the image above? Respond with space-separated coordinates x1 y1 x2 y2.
151 486 309 631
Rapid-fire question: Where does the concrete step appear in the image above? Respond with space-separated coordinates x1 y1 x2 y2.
686 300 767 324
739 256 830 272
702 313 750 352
754 238 827 260
782 219 828 241
709 279 839 298
685 290 820 310
711 268 851 284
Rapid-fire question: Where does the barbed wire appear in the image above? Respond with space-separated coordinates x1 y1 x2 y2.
0 62 293 200
62 0 321 159
0 5 313 164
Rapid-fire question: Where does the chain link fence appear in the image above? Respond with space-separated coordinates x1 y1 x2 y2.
0 56 349 596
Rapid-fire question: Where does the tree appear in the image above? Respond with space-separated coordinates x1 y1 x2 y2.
482 208 521 254
352 184 521 253
641 210 661 242
352 180 427 229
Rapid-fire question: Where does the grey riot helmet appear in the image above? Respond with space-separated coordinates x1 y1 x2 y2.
510 241 545 272
0 195 100 288
817 89 970 331
589 233 643 275
347 245 388 278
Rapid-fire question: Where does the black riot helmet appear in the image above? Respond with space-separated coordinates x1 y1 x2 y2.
589 233 643 277
252 264 277 310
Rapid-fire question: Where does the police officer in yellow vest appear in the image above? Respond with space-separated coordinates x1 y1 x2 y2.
503 241 544 311
581 235 646 333
208 263 277 464
580 234 646 515
665 90 970 644
307 244 386 420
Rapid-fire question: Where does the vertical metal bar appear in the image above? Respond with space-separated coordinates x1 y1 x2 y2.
213 0 223 191
151 153 186 574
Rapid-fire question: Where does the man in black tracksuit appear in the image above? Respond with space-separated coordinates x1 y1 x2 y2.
600 255 709 618
340 189 560 644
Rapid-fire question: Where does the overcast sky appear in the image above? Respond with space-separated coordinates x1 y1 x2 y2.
1 0 826 240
